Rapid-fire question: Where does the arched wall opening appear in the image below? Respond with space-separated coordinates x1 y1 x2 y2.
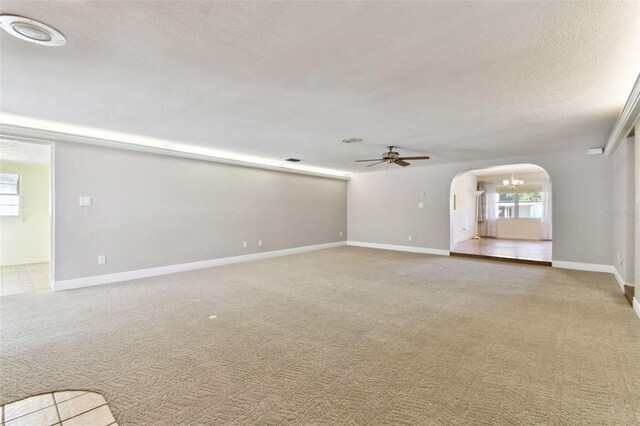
449 163 552 264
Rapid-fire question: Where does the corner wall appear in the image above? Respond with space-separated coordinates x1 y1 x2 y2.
452 172 477 243
54 142 347 282
611 137 635 284
348 148 612 265
635 123 640 319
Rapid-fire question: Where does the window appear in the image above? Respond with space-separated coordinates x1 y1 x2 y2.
497 189 542 219
498 192 516 218
0 173 20 217
517 191 542 218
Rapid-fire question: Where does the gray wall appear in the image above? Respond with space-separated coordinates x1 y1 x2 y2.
54 142 347 281
348 148 613 265
611 138 635 283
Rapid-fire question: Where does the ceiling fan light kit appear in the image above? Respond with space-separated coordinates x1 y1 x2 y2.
355 146 430 168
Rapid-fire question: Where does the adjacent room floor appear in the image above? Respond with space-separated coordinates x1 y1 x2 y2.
0 263 50 296
0 247 637 424
452 238 552 265
0 391 118 425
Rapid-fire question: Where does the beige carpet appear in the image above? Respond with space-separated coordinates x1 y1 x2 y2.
1 247 638 425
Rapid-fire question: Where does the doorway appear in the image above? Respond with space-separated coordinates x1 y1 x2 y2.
449 164 552 265
0 140 52 295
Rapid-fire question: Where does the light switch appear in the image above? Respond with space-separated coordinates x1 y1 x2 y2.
79 196 92 206
258 240 263 247
98 255 106 265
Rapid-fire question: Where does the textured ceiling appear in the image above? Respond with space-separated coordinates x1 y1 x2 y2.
0 1 638 173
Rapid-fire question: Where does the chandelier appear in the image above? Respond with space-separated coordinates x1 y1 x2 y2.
503 168 524 189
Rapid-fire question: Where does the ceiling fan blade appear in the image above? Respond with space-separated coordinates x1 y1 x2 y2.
394 160 410 167
396 156 430 160
355 159 383 162
366 160 387 167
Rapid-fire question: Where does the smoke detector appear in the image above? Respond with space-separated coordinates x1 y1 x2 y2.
0 15 66 46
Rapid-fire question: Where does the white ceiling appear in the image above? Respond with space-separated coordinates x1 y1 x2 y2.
0 140 50 165
468 164 546 177
0 1 638 173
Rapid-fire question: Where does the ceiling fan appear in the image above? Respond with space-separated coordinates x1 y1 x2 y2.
355 146 430 167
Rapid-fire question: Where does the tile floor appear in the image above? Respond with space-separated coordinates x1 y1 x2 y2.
1 391 117 426
0 263 50 296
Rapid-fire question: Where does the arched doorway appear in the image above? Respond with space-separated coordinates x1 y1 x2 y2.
449 164 552 265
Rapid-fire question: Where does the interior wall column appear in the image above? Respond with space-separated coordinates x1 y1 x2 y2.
635 122 640 318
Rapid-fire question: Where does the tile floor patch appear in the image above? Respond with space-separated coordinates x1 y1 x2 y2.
1 391 115 426
57 392 106 421
5 405 59 426
53 391 87 405
62 405 115 426
4 394 55 422
0 263 50 296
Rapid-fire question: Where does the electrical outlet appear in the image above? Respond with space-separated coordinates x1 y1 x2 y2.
258 239 263 247
418 202 424 209
339 231 343 237
79 196 92 206
408 235 412 242
98 255 106 265
243 241 248 249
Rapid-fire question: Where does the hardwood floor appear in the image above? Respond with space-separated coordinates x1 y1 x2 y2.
624 285 635 306
451 238 552 266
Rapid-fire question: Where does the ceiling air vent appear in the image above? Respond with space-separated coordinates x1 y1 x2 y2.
342 137 362 144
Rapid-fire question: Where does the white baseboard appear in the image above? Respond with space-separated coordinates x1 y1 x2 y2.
612 267 627 293
346 241 450 256
53 241 347 291
551 260 615 274
553 262 637 312
453 234 474 244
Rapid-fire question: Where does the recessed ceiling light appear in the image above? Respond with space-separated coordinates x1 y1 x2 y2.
0 15 66 46
342 137 363 144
